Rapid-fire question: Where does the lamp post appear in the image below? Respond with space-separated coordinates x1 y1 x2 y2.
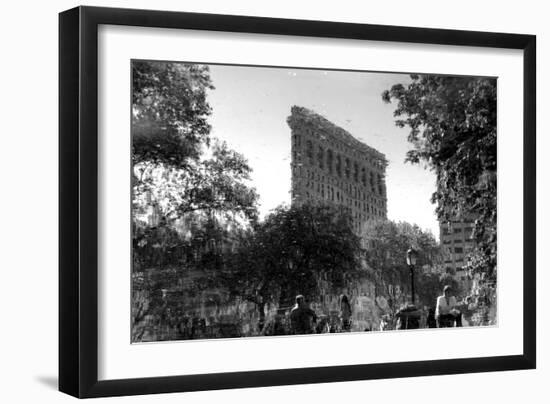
406 247 418 304
395 247 421 330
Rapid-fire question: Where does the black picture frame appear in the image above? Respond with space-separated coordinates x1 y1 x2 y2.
59 5 536 398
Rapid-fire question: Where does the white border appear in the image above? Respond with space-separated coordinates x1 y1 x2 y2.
98 25 523 381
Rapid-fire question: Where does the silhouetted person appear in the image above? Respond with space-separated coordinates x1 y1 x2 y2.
290 295 317 334
340 294 352 331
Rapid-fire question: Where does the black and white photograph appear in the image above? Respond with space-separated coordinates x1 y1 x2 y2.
130 60 497 342
1 0 545 402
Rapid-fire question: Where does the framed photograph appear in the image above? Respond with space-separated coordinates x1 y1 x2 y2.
59 6 536 398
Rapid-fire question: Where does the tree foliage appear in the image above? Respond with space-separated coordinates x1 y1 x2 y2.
415 272 460 310
382 75 497 282
131 61 260 336
362 220 458 308
363 221 440 270
133 221 186 271
133 215 236 274
225 203 362 329
132 61 259 224
132 61 214 167
134 140 259 223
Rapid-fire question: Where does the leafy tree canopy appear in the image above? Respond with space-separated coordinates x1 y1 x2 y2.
228 203 362 308
361 220 460 308
134 140 259 223
363 220 440 270
132 61 214 167
382 75 497 281
131 61 259 224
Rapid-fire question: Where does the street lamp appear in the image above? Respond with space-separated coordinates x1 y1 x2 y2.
406 247 418 304
395 247 421 330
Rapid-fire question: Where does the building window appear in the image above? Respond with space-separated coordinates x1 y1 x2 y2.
455 247 464 253
318 146 324 169
361 168 367 187
377 174 384 195
345 158 351 179
453 228 462 234
306 140 314 165
353 162 359 182
326 149 333 174
336 155 342 177
370 172 376 193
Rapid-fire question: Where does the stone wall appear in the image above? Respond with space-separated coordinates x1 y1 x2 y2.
131 268 393 342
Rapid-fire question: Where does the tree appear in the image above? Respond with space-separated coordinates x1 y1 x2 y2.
226 203 362 332
131 61 260 339
132 61 214 167
131 61 259 224
382 75 497 284
415 272 460 310
362 220 451 309
133 140 259 223
133 221 186 271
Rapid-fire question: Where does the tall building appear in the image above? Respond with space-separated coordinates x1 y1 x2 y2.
287 106 387 233
439 216 476 284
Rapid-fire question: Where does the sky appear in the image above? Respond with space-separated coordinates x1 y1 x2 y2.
205 64 440 239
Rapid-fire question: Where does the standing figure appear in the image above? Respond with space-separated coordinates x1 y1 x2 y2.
290 295 317 335
435 285 462 327
340 294 352 332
